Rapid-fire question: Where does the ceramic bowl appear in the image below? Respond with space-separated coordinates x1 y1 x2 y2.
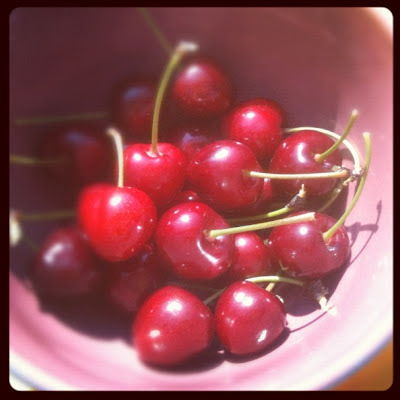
9 7 393 390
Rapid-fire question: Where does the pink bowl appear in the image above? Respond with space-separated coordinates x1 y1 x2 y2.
10 7 393 390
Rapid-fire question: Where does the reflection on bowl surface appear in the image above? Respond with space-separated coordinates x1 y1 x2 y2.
10 7 392 390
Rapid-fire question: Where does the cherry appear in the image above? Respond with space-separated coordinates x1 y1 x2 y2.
214 280 286 356
167 189 201 208
155 201 236 281
30 226 102 297
171 56 234 119
38 123 112 185
169 123 218 163
268 130 343 199
122 42 198 211
78 128 157 262
225 232 275 282
187 140 264 213
107 243 165 314
221 98 284 166
267 210 350 279
132 285 215 366
123 143 186 211
111 79 158 140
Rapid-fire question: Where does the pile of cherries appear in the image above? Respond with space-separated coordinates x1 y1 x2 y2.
11 41 370 367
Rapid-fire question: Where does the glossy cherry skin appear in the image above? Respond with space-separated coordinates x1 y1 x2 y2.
215 281 287 356
30 226 101 297
107 243 165 314
225 232 275 282
155 202 236 281
78 183 157 262
267 211 350 279
123 143 187 211
38 124 112 185
110 79 157 140
167 189 201 209
221 98 284 166
169 123 218 163
133 285 215 366
268 130 342 199
171 57 234 119
187 140 264 213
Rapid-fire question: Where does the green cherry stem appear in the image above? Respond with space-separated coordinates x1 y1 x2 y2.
248 168 350 180
150 41 198 156
207 211 315 239
227 185 306 225
10 154 63 166
203 275 304 305
137 7 172 55
322 132 371 242
317 179 345 213
314 109 358 163
14 111 109 127
107 127 125 187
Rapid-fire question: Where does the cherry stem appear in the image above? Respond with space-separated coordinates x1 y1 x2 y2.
314 109 358 163
10 154 62 165
284 125 362 176
137 7 172 55
14 111 109 126
322 132 371 242
207 211 315 239
106 127 125 187
202 275 304 305
17 210 76 222
227 185 306 225
317 179 345 213
151 41 198 155
248 168 349 180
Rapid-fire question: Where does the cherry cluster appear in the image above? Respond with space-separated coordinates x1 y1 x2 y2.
11 41 370 367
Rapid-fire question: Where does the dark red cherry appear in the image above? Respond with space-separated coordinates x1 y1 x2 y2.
167 189 201 209
110 79 157 140
214 280 286 356
171 57 234 119
225 232 275 282
155 202 236 281
38 124 112 185
221 98 284 166
133 285 215 366
78 183 157 262
107 243 165 314
267 211 350 279
187 140 264 213
169 123 218 163
30 226 101 297
268 130 342 198
123 143 187 211
239 178 276 217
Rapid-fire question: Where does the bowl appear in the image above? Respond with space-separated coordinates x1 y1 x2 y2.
9 7 393 390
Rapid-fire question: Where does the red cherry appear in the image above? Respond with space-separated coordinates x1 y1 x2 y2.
78 183 157 262
225 232 275 282
133 285 215 366
268 130 342 198
155 202 236 281
169 123 218 163
187 140 264 213
111 79 158 140
214 280 287 356
38 124 112 185
107 243 165 314
30 226 101 297
267 210 350 279
171 57 234 119
167 189 201 209
221 98 284 166
123 142 187 210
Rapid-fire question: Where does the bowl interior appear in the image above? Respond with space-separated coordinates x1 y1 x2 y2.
9 7 393 390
